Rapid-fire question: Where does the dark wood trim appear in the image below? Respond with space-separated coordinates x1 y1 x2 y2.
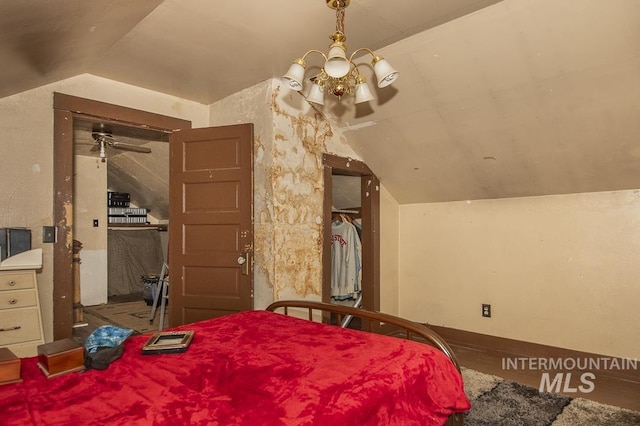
52 92 192 340
360 174 380 312
322 154 380 312
53 93 191 131
322 164 333 304
429 325 640 382
52 109 75 339
322 153 373 175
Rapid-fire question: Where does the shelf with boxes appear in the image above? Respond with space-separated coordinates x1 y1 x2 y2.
107 191 149 226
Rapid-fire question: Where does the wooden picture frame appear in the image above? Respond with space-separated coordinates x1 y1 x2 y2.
141 330 194 355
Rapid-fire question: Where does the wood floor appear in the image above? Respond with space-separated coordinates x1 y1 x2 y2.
451 343 640 413
71 293 162 345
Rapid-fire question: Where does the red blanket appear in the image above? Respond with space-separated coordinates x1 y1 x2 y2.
2 310 470 425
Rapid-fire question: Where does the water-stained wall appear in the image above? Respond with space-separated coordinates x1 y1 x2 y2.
208 79 361 308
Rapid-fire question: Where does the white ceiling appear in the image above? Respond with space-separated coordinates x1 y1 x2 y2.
3 0 640 206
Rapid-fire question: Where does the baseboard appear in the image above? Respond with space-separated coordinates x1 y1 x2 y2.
428 325 640 383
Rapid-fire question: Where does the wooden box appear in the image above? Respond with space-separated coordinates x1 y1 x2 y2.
0 347 22 385
37 338 85 378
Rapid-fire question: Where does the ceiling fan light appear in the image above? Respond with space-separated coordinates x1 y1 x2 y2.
372 57 399 88
306 82 325 105
354 80 375 104
282 61 306 91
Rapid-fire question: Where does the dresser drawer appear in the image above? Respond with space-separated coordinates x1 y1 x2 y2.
0 290 37 309
0 307 42 346
0 272 35 291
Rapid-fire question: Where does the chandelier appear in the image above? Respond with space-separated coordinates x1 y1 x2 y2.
281 0 399 106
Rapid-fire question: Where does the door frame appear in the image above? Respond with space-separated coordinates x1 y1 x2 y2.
52 93 191 339
322 154 380 312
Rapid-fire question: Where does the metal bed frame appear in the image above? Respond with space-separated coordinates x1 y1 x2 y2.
266 300 465 426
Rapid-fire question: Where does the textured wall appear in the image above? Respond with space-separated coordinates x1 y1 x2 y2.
399 190 640 359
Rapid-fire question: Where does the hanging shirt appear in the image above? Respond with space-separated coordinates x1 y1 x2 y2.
331 220 362 300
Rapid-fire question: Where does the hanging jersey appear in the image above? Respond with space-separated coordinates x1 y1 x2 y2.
331 220 362 300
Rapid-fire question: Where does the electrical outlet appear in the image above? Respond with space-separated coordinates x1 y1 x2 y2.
482 304 491 318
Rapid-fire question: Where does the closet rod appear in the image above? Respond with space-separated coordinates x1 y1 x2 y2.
332 209 359 214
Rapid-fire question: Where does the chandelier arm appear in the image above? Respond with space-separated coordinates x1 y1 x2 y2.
348 61 361 78
348 47 376 63
300 49 329 62
283 0 396 106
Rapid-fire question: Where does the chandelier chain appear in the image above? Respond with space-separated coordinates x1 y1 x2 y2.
335 5 345 34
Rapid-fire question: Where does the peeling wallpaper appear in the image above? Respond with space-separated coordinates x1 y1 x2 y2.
209 79 361 308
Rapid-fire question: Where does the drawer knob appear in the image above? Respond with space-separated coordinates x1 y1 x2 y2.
8 280 16 286
9 298 17 305
0 326 21 332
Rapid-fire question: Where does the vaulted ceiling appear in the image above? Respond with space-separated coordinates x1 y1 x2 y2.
3 0 640 207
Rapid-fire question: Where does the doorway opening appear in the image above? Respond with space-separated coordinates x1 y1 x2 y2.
53 93 191 339
322 154 380 313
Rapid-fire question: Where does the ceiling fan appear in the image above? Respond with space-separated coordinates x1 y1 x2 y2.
91 131 152 161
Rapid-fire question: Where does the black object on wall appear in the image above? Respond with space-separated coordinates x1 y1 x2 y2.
0 228 32 261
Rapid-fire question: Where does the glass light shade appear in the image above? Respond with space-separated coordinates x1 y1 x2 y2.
373 59 399 88
306 82 325 105
354 81 375 104
325 46 351 78
282 62 306 91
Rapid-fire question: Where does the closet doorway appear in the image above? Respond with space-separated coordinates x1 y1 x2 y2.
322 154 380 312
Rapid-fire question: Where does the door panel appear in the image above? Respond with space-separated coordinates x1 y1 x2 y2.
169 124 254 327
184 181 240 210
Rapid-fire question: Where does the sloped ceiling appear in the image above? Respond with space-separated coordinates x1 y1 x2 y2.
73 119 170 219
3 0 640 211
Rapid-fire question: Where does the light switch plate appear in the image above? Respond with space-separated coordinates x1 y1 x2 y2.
43 226 56 243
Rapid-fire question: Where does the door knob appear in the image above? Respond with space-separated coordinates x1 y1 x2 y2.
237 253 249 275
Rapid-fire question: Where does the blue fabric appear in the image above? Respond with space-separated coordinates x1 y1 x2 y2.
85 325 134 354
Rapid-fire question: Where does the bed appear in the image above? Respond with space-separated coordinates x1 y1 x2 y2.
1 300 470 425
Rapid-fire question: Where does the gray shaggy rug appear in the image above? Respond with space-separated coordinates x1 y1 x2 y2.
462 367 640 425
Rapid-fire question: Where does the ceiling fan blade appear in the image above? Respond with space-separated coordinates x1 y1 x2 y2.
108 140 152 153
92 131 151 154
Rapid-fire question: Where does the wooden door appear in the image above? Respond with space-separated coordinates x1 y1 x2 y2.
168 124 254 327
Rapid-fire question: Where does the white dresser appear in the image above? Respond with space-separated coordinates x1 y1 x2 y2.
0 249 44 357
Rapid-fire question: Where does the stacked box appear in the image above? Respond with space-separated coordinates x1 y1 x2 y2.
0 348 22 385
107 192 130 207
37 339 85 378
107 207 148 224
